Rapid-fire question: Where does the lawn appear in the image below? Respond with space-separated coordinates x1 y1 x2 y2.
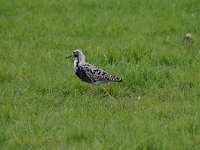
0 0 200 149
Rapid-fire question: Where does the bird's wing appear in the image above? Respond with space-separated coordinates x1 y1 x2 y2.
82 63 122 82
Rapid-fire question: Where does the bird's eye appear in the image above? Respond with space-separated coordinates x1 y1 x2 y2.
74 54 79 57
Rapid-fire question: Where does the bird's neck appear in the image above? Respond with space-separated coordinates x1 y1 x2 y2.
74 58 79 71
79 55 85 63
74 57 85 70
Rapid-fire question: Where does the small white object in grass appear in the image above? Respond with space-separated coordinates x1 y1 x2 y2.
183 33 193 41
138 96 141 100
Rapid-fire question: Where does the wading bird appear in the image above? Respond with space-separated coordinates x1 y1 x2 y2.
66 50 122 97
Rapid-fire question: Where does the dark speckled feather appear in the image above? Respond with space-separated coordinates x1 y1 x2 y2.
76 63 122 84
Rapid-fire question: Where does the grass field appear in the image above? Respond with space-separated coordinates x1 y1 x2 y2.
0 0 200 149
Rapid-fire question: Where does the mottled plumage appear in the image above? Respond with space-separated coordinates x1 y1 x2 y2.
66 50 122 85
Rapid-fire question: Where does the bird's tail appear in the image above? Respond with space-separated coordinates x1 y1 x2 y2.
111 76 122 82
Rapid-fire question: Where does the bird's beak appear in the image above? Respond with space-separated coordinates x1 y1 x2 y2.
65 54 73 59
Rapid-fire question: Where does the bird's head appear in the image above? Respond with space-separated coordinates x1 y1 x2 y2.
66 50 85 62
72 50 85 58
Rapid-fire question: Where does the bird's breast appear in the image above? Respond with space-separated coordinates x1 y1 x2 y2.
75 67 93 83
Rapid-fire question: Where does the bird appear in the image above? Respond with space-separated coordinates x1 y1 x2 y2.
66 50 122 96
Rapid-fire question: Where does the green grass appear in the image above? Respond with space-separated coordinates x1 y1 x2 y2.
0 0 200 149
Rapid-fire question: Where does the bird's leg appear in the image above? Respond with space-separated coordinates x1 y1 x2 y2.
100 85 112 97
91 84 97 95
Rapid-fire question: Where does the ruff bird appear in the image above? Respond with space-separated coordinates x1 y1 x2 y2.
66 50 122 96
